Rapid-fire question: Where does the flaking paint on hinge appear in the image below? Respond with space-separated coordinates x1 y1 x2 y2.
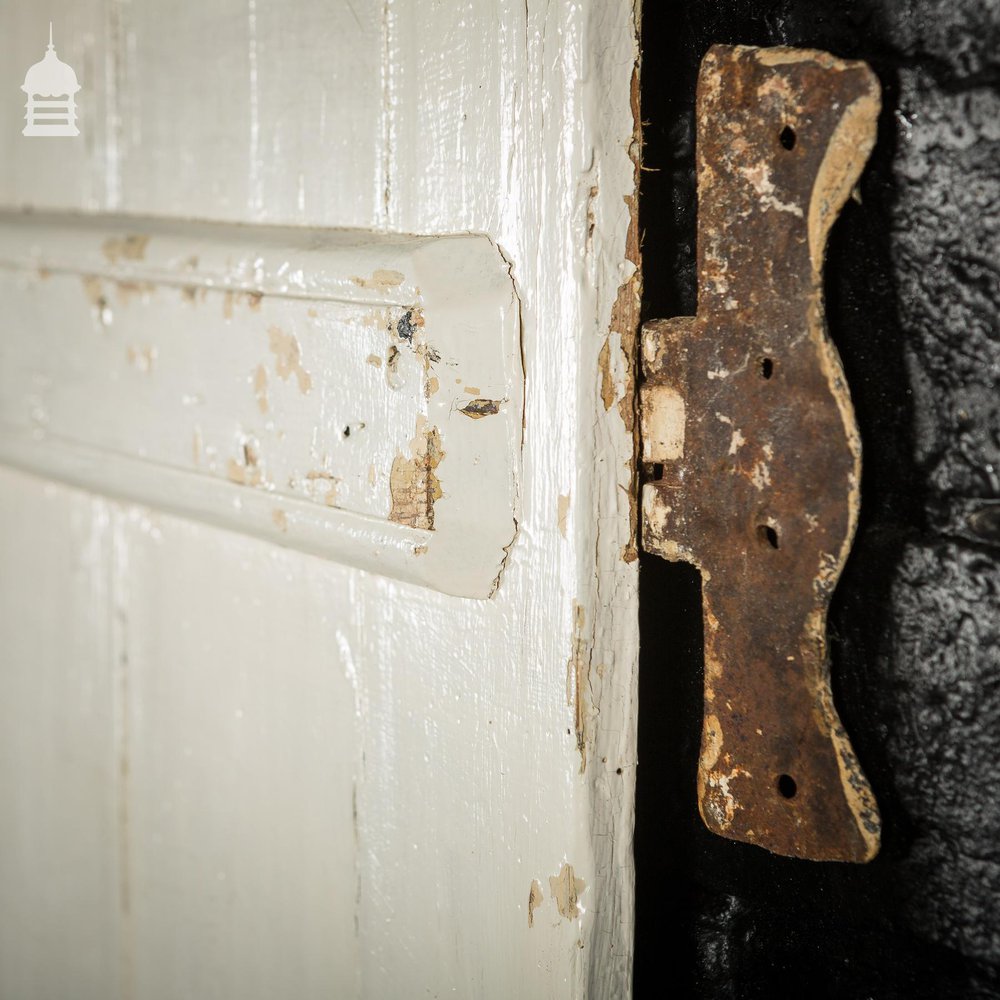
640 43 881 863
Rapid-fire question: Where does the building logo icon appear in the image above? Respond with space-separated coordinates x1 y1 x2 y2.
21 24 80 137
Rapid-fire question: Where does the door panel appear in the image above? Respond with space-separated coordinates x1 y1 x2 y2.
0 469 117 997
121 513 360 999
0 2 640 996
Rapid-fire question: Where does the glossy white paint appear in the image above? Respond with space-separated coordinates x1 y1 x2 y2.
0 213 521 596
0 1 640 997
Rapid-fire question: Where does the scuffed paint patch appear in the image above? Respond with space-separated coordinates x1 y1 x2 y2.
82 275 113 327
389 415 444 531
191 427 202 467
528 880 544 928
125 344 156 373
351 268 405 290
549 864 586 921
223 289 264 320
305 469 339 507
271 508 288 532
558 493 570 539
227 439 263 487
102 233 149 264
115 280 155 305
253 364 269 414
267 326 312 394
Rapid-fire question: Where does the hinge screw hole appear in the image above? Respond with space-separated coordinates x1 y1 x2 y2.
779 125 796 150
757 524 780 549
777 773 798 799
760 357 774 379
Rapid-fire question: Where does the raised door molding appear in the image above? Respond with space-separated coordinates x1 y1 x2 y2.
0 212 522 597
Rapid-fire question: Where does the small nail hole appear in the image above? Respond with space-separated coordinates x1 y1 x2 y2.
760 357 774 379
342 426 351 438
779 125 796 150
757 524 779 549
777 774 797 798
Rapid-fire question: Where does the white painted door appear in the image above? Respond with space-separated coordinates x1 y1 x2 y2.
0 2 640 997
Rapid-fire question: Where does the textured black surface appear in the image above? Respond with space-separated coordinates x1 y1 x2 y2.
635 1 1000 997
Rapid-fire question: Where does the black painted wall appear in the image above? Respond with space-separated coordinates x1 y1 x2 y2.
635 2 1000 997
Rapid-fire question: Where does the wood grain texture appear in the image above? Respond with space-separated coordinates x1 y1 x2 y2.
0 469 118 998
0 1 640 996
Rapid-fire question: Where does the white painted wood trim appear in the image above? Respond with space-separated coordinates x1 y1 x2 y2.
0 212 522 598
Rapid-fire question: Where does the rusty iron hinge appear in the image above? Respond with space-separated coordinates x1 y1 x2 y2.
639 45 882 862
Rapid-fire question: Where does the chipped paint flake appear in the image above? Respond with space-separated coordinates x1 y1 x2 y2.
253 364 269 414
528 880 544 928
102 233 149 264
227 457 261 487
548 864 586 921
125 344 156 373
267 326 312 394
750 460 771 490
567 602 590 773
458 398 502 419
742 161 804 217
388 416 444 531
641 385 685 462
82 275 112 327
557 493 570 539
116 280 155 305
598 336 617 411
384 345 402 389
351 268 405 289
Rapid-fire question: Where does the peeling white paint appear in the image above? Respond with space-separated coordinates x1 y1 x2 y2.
0 1 640 997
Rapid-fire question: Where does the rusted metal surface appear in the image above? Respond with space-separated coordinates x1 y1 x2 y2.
640 44 882 861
